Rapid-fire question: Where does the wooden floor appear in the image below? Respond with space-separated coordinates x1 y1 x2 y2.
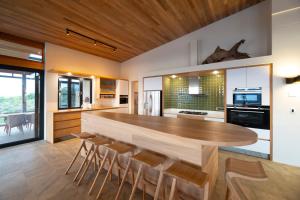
0 139 299 200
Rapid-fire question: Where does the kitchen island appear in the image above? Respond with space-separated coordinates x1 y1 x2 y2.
82 111 257 198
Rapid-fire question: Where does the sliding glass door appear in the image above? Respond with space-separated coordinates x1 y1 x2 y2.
0 66 43 147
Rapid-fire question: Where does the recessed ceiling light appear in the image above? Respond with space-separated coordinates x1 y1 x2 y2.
66 72 72 76
170 75 177 79
212 70 219 75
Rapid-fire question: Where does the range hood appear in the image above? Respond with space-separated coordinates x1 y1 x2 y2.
188 77 205 95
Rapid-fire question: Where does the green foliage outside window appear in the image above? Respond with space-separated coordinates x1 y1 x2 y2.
0 93 35 125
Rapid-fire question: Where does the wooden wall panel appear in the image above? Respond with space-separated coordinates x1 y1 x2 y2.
0 32 44 49
0 55 43 70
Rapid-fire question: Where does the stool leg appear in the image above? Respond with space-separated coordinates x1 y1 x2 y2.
225 185 230 200
118 168 121 185
88 149 109 195
94 154 97 172
73 145 93 182
169 178 177 200
114 159 132 200
131 168 135 185
108 158 113 181
203 182 209 200
83 141 88 153
142 183 146 200
77 145 97 186
129 164 143 200
96 152 118 199
154 168 164 200
65 140 85 175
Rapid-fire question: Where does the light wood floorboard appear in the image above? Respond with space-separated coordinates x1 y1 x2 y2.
0 139 299 200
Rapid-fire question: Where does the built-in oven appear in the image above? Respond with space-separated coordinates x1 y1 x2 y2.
227 106 270 130
120 95 128 104
233 88 262 107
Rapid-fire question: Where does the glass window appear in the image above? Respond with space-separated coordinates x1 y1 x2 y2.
70 79 81 108
58 78 69 109
82 79 92 103
58 76 92 109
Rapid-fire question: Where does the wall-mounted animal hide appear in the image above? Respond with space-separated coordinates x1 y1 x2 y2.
202 39 250 64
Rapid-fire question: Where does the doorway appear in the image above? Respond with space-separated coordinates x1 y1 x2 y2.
0 66 44 148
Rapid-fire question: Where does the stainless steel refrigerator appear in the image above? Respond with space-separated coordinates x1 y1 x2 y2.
143 91 162 116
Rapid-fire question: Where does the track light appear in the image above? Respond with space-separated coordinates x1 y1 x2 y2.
65 28 117 51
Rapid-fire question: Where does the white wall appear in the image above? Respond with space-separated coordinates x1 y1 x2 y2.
271 0 300 166
45 43 120 111
120 0 300 167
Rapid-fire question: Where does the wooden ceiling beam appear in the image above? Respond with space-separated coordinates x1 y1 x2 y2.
0 32 44 50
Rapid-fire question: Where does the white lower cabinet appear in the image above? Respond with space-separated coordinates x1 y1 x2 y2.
236 139 270 155
249 128 270 140
204 117 224 122
163 113 177 118
235 128 270 155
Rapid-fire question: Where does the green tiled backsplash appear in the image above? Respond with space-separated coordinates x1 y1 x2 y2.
164 74 224 111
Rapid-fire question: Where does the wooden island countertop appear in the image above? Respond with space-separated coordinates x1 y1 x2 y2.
81 111 257 198
83 111 257 147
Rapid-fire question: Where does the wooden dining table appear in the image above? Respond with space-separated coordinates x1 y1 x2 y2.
81 111 257 198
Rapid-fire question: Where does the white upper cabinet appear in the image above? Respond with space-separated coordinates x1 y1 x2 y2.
246 66 270 105
226 65 270 105
118 80 129 95
226 68 247 104
143 76 163 91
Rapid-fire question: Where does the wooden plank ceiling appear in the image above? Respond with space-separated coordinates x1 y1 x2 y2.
0 0 264 62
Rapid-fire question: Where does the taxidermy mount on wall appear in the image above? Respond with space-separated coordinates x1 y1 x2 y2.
202 39 250 64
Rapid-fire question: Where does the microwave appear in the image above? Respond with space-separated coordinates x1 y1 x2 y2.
233 88 262 106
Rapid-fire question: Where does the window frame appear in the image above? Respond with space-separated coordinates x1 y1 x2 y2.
58 76 92 110
0 64 44 149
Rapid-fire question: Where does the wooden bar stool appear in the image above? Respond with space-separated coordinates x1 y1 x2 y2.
65 132 96 175
163 161 209 200
115 150 167 200
74 136 111 186
88 142 135 199
225 158 267 200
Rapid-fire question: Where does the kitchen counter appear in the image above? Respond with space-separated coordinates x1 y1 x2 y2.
81 111 257 198
51 106 125 114
164 108 224 119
